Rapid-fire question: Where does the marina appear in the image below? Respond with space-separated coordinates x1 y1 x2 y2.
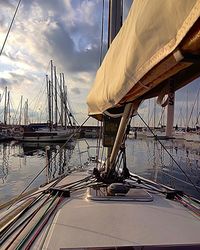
0 0 200 249
0 137 199 204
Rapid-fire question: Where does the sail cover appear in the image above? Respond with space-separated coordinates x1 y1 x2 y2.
87 0 200 117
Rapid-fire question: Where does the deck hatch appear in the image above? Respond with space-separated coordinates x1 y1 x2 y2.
87 187 153 202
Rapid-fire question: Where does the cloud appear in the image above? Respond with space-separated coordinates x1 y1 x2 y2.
0 78 10 87
71 87 81 95
1 0 199 126
0 0 15 9
1 0 101 85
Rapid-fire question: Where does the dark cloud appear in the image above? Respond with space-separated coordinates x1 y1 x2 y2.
0 74 40 93
0 0 15 9
0 78 10 87
22 0 67 16
45 21 100 74
9 72 38 85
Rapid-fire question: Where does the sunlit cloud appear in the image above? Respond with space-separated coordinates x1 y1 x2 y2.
0 0 199 126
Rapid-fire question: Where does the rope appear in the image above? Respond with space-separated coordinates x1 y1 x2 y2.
24 196 63 249
15 194 59 249
0 0 22 57
137 112 200 196
2 194 49 249
3 167 200 248
1 175 65 244
175 196 200 217
0 194 42 238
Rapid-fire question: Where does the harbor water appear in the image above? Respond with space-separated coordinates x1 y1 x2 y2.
0 138 199 204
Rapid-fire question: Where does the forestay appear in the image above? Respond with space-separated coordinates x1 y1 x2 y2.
87 0 200 117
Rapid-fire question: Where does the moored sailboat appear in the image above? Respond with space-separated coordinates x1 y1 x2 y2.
13 61 77 143
1 0 200 249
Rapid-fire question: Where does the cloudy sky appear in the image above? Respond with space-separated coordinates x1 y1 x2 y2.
0 0 199 127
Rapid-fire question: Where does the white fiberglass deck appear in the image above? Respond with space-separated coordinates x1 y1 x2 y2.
36 171 200 249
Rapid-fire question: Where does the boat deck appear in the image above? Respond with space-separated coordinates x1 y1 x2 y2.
39 172 200 249
1 170 200 249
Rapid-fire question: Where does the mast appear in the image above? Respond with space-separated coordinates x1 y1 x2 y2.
50 60 54 129
153 97 156 129
4 86 7 125
26 99 28 125
103 0 135 178
197 88 199 128
24 99 28 125
19 96 23 125
106 0 123 158
46 75 52 130
186 89 189 130
49 80 52 130
54 66 58 128
46 75 51 130
62 73 67 129
147 99 150 126
166 81 175 137
60 73 63 127
7 91 10 125
108 0 123 46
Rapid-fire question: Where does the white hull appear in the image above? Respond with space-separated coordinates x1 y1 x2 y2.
184 132 200 143
14 129 74 142
129 131 200 143
14 135 72 142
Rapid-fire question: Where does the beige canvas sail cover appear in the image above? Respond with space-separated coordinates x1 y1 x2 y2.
87 0 200 117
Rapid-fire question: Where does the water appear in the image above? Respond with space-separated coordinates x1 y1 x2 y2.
126 138 200 198
0 138 199 204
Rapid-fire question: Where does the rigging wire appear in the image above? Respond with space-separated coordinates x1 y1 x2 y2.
137 112 200 196
0 0 22 57
187 87 200 127
28 61 51 108
9 97 18 124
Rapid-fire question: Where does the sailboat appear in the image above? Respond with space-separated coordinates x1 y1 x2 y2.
1 0 200 249
13 61 76 143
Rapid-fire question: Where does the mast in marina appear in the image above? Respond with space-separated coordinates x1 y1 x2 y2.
62 73 67 129
54 66 58 128
196 88 199 128
4 86 7 125
153 97 156 129
7 91 10 125
19 95 23 125
46 75 52 131
60 73 63 127
50 60 54 129
166 82 175 137
24 99 28 125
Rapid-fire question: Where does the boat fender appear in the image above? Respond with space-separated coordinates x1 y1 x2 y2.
107 183 130 196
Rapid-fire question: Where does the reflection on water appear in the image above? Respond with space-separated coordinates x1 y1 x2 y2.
0 139 90 203
0 138 199 203
127 138 200 198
